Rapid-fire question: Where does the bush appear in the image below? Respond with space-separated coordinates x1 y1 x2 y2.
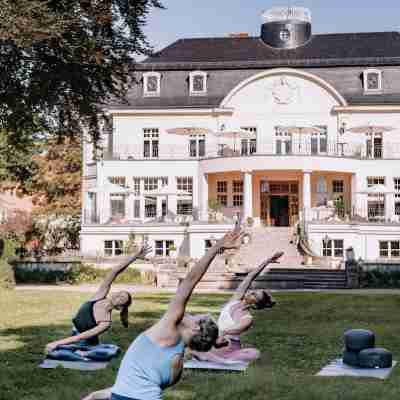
362 270 400 288
0 239 16 289
13 263 155 285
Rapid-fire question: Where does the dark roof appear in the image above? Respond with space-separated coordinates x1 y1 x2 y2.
108 96 224 110
140 32 400 69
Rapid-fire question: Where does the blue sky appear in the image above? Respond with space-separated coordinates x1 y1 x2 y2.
143 1 400 53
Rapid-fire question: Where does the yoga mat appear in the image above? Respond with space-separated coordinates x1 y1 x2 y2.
39 359 108 370
184 359 249 371
317 359 397 380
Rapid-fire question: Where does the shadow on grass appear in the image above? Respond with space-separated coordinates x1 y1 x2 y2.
2 291 400 400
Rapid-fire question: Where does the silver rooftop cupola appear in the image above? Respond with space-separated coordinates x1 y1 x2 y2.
260 7 312 49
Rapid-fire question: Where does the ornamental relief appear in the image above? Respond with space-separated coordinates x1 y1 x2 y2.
267 76 299 105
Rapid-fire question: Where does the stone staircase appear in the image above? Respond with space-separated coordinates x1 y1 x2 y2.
233 226 304 269
157 226 348 290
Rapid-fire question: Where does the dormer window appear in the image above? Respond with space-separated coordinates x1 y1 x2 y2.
363 69 382 93
189 71 207 96
143 72 161 97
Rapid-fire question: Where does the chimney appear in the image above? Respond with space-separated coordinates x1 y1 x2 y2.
229 33 249 38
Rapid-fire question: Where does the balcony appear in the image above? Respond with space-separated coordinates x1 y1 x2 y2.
107 140 400 161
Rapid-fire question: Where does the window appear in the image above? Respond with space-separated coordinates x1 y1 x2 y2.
366 132 383 159
143 128 159 158
204 239 213 253
143 72 161 97
233 180 243 193
145 198 156 218
311 126 328 154
177 200 193 215
275 127 292 155
133 178 141 195
189 71 207 95
379 241 400 258
217 181 227 193
332 180 344 193
367 195 385 221
367 177 385 187
155 240 175 257
233 194 243 207
189 135 205 157
110 194 125 217
177 177 193 194
144 177 158 192
279 29 291 42
363 69 382 93
394 178 400 216
322 239 344 258
240 127 257 155
109 176 126 187
217 195 228 207
104 240 124 256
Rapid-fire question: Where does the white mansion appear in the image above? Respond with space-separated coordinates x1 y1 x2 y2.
81 7 400 265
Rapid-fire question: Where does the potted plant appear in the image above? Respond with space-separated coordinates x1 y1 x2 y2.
208 198 222 221
246 216 254 227
168 244 177 258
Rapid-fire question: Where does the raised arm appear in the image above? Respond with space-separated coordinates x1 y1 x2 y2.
230 251 284 302
91 244 152 301
163 228 242 326
81 387 112 400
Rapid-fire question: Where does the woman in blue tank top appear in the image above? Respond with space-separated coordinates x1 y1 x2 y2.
82 226 243 400
45 245 151 353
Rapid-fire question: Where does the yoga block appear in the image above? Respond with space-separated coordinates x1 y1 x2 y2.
344 329 375 352
358 348 392 369
342 350 360 367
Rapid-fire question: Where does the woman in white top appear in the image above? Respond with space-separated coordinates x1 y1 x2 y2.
192 251 283 364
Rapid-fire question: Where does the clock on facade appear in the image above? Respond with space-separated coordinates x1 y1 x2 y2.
279 29 291 42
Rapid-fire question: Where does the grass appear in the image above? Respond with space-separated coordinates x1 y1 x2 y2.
1 290 400 400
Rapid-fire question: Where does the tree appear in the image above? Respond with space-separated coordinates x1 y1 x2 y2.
0 0 164 146
30 136 82 215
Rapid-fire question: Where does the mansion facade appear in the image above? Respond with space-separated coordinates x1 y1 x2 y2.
81 7 400 264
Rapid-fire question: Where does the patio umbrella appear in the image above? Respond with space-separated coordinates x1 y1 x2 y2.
278 126 324 152
346 125 395 135
216 129 256 152
166 127 213 136
146 184 192 220
358 184 394 195
87 182 130 194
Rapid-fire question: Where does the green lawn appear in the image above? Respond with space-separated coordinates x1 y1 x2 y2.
1 290 400 400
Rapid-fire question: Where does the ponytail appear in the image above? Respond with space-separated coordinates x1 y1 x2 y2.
120 292 132 328
120 306 129 327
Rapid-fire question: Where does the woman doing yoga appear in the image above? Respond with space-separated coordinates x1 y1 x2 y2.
82 226 243 400
191 251 284 364
45 244 151 353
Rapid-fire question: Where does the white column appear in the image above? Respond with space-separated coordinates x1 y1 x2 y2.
168 177 178 218
101 192 111 224
303 170 312 221
243 171 253 219
351 173 358 218
127 193 135 221
140 178 145 221
385 177 395 222
192 173 199 220
199 173 209 221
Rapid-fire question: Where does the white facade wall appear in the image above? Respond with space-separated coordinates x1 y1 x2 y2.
81 68 400 261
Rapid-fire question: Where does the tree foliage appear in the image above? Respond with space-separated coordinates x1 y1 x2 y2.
29 136 82 215
0 0 163 144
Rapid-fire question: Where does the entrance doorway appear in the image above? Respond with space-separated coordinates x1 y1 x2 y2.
270 196 289 226
260 180 299 226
